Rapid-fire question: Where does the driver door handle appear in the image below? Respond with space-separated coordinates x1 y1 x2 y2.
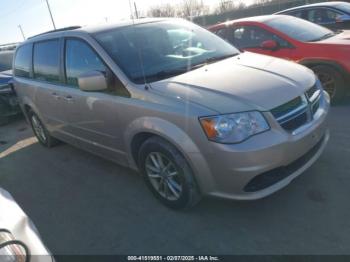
51 92 61 100
63 95 74 102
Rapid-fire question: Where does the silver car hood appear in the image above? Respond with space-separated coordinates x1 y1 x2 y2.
150 52 316 113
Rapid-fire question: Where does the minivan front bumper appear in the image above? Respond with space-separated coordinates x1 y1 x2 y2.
196 90 330 200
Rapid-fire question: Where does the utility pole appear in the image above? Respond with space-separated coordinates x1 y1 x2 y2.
134 1 139 19
45 0 56 30
18 25 26 40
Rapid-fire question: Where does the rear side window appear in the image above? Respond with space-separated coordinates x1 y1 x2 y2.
33 40 60 83
287 10 304 18
14 44 32 78
65 39 106 87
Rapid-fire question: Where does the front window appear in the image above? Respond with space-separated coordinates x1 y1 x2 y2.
65 39 107 87
93 20 239 84
266 16 334 42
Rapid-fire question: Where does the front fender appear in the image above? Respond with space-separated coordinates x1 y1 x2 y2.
124 117 216 194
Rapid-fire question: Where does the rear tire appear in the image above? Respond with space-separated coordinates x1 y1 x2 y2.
28 111 59 148
312 65 346 104
138 136 201 210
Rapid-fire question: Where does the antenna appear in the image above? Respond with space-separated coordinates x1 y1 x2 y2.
128 0 148 89
18 25 26 40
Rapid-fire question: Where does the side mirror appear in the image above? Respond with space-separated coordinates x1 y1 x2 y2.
78 71 108 92
261 40 279 51
336 14 350 23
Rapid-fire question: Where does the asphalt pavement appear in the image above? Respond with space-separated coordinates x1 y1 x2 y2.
0 102 349 255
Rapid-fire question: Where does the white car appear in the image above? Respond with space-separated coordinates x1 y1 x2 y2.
0 188 54 262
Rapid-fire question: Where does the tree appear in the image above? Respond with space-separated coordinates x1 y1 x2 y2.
148 4 177 18
180 0 210 19
216 0 235 14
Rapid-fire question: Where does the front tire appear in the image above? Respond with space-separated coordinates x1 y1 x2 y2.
312 65 346 104
138 137 201 210
29 111 58 148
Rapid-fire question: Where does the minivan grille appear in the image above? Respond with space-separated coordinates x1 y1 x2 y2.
271 85 321 132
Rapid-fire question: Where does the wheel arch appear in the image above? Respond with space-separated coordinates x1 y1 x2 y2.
299 59 347 77
20 98 41 123
124 117 215 194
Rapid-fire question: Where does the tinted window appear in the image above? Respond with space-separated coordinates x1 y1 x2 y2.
94 20 239 84
288 10 304 18
266 16 334 42
33 40 60 83
228 26 289 49
306 8 343 24
215 28 228 41
65 39 106 87
14 44 32 78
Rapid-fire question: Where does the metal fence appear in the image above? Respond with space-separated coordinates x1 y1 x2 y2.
194 0 328 26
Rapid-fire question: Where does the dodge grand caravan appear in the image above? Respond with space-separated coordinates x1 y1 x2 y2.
14 19 330 209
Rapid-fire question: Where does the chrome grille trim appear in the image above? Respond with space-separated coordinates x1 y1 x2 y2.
271 84 321 132
275 95 308 124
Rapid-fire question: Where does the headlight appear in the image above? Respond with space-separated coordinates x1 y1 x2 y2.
199 111 270 144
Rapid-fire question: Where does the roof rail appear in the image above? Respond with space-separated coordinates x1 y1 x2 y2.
28 26 81 39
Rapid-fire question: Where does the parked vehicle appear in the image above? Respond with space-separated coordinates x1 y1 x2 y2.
0 50 14 71
14 19 330 209
209 15 350 103
0 188 54 262
276 1 350 31
0 70 22 125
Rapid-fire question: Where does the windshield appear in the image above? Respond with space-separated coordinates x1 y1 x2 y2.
93 20 239 84
336 3 350 14
266 16 334 42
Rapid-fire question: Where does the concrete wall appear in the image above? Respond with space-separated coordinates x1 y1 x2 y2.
194 0 326 26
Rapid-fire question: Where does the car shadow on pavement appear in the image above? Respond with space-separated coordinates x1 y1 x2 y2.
0 116 33 154
1 106 350 255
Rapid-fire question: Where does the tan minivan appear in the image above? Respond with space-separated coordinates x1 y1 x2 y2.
14 18 330 209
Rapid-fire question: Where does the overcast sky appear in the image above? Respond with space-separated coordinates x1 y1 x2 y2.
0 0 253 45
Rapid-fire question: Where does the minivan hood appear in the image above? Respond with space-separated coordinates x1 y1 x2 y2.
150 52 315 113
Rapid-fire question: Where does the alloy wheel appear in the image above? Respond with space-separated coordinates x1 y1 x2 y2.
31 115 47 143
317 71 336 99
145 152 183 201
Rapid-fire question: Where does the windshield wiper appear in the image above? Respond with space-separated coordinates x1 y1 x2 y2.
133 53 239 83
134 68 189 83
205 53 239 64
309 32 335 42
190 53 239 70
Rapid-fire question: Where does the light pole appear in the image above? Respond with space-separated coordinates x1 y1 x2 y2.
45 0 56 30
18 25 26 40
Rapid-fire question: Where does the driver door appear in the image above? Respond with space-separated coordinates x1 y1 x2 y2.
228 25 293 60
62 38 130 164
